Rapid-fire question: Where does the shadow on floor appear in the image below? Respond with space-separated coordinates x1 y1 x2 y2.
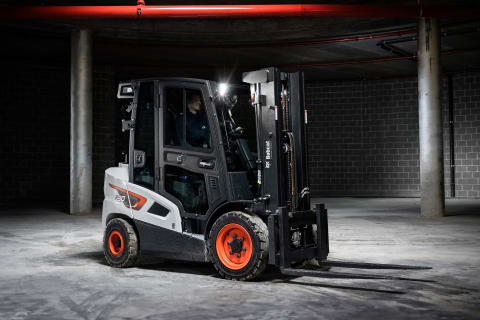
70 250 216 276
70 251 108 265
69 251 426 294
137 260 217 277
446 203 480 217
283 279 405 295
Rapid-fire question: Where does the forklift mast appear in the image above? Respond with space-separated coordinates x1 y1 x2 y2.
243 68 329 267
244 68 310 213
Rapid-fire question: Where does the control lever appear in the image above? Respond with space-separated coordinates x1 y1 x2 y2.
231 126 244 138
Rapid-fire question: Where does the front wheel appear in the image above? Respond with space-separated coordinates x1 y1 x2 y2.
208 211 268 281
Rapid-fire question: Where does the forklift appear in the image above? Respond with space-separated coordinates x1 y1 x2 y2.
103 67 428 281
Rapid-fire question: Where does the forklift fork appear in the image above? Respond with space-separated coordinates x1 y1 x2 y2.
280 267 434 282
271 203 432 282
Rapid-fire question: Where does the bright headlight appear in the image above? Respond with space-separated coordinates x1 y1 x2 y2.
218 83 228 96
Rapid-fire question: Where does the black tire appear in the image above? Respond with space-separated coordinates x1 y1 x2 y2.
103 218 138 268
208 211 268 281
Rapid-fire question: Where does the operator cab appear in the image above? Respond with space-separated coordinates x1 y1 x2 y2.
118 78 257 235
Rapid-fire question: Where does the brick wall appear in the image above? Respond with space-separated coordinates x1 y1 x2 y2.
0 62 118 208
306 72 480 198
452 73 480 198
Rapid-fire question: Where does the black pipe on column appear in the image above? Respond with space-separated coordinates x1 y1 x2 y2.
448 75 456 198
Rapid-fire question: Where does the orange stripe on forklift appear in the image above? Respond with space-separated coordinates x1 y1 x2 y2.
109 183 147 210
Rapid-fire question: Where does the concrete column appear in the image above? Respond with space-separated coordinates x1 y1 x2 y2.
417 18 445 217
70 29 93 214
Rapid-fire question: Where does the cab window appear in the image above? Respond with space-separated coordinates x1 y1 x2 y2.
164 87 211 149
133 81 155 190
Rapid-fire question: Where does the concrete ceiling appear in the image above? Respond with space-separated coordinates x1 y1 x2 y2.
1 1 479 82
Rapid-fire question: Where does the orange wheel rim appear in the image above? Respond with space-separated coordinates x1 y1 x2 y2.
108 230 124 257
215 223 253 270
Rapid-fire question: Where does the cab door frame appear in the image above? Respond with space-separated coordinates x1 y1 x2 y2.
158 80 228 226
128 79 159 191
126 80 183 233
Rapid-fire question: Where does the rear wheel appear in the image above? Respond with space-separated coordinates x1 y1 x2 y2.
208 211 268 281
104 218 138 268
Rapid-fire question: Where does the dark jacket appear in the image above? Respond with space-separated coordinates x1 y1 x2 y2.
176 111 209 147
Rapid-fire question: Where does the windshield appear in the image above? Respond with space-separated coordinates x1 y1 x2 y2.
216 86 256 152
215 85 257 172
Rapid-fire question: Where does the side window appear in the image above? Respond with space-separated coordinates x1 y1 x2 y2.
164 87 183 147
164 87 211 149
164 165 208 214
185 89 210 149
133 81 155 190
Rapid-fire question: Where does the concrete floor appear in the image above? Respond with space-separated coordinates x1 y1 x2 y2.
1 198 479 320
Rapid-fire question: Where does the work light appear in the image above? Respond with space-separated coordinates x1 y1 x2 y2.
218 83 228 96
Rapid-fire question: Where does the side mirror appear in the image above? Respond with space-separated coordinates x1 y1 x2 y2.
117 82 135 99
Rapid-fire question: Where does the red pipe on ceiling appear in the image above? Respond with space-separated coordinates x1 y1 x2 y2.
2 4 480 19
